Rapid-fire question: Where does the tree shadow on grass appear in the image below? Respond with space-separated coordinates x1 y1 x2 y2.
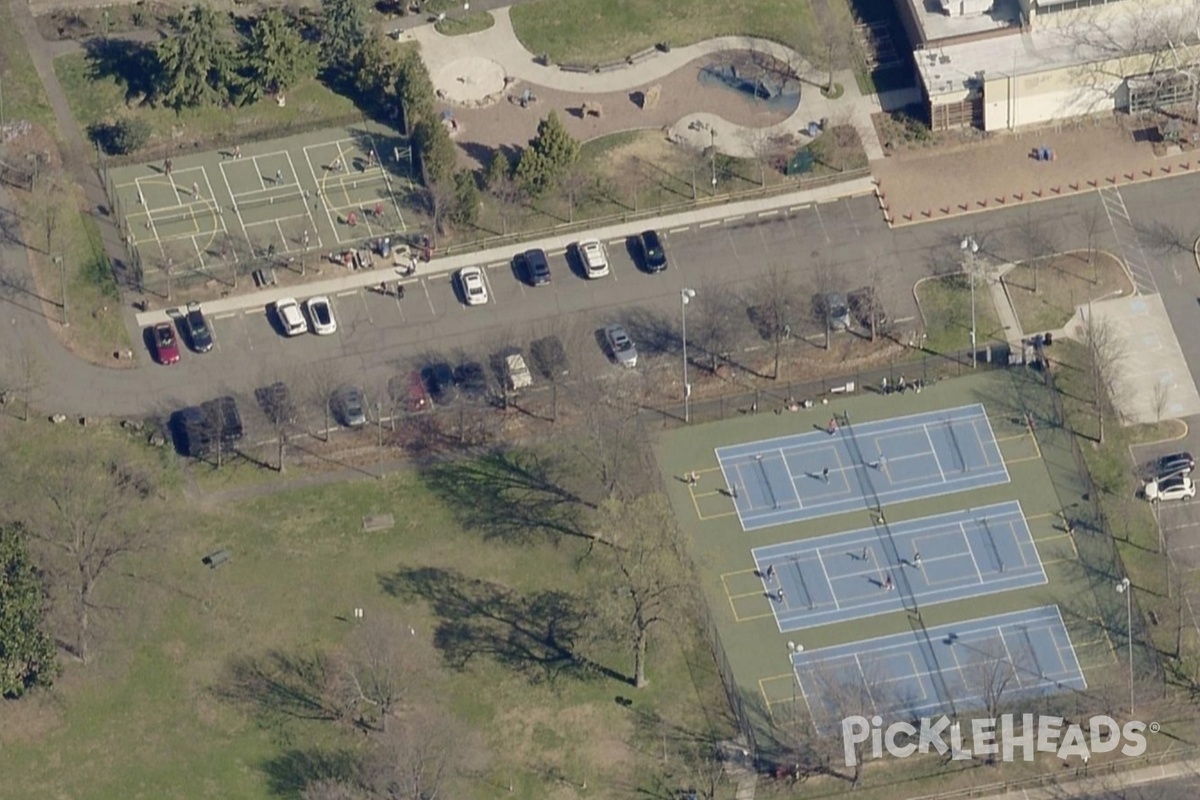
379 565 604 684
215 649 347 733
261 747 361 798
82 38 159 104
419 447 598 545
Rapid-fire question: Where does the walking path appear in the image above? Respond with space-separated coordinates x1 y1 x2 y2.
407 6 884 160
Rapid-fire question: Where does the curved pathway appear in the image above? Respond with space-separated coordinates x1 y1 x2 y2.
408 6 884 159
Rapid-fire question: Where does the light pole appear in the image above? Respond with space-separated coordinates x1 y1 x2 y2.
709 129 717 189
960 237 980 368
1116 577 1134 716
681 288 696 422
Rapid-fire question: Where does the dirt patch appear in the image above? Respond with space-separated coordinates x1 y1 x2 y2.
1002 251 1132 334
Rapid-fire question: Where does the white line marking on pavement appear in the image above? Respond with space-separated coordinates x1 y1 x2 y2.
336 290 357 297
699 221 721 229
758 210 779 217
789 204 812 212
607 239 623 246
724 215 745 223
669 226 690 234
214 313 236 320
487 261 507 269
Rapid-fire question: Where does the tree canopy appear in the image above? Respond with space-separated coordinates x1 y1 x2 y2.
241 9 315 102
317 0 368 73
0 524 58 698
155 5 237 110
516 111 579 196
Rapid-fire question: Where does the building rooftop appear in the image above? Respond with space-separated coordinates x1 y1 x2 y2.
917 1 1200 97
906 0 1022 46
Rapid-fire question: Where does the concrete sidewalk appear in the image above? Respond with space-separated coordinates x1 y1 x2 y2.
133 175 875 327
408 6 884 160
961 756 1200 800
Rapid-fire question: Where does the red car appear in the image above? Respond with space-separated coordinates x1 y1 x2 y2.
152 322 180 365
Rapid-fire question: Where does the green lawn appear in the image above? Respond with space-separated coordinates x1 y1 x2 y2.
510 0 818 64
54 52 359 153
0 1 55 132
915 273 1004 356
1002 251 1131 334
0 430 727 799
434 9 495 35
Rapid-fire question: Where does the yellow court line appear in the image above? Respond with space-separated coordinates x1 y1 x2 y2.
729 590 767 600
1032 431 1042 459
1005 455 1043 465
734 610 776 623
1026 512 1057 521
690 484 703 519
694 490 725 498
721 568 760 579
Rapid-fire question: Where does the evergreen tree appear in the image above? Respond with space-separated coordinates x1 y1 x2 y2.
354 31 399 102
413 117 456 187
482 150 510 190
0 524 58 698
241 9 315 102
394 49 436 134
317 0 367 73
515 111 579 196
154 5 237 109
451 169 480 227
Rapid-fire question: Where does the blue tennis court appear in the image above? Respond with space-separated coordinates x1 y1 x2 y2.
793 606 1086 732
752 501 1046 632
715 404 1009 531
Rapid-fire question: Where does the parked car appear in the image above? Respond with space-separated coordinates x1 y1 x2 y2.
458 266 489 306
530 335 570 380
1145 451 1195 480
814 292 851 331
151 322 180 365
638 230 668 273
1144 475 1196 502
504 352 533 390
422 362 458 405
848 287 887 330
332 385 367 427
184 301 213 353
275 297 309 336
518 248 552 286
453 361 490 400
604 324 638 368
172 396 243 457
577 239 610 278
305 296 337 335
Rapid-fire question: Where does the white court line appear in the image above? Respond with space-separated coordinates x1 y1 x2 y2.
716 453 745 531
998 627 1025 687
814 550 839 610
958 522 984 583
217 161 253 248
248 154 267 190
301 144 341 244
922 423 948 483
778 448 804 509
284 150 322 248
852 653 877 709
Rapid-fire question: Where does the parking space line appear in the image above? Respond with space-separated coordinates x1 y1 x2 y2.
669 226 690 234
548 247 567 256
699 220 721 229
758 210 779 217
486 261 507 269
336 289 357 298
723 215 744 223
789 204 811 213
481 267 499 307
213 312 236 321
422 279 437 316
356 289 374 325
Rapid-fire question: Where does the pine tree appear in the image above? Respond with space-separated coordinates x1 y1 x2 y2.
241 9 315 102
451 170 480 226
317 0 367 73
515 111 579 196
154 5 237 109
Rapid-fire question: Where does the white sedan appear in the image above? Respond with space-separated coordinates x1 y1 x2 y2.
577 239 610 278
305 296 337 335
1144 475 1196 502
275 297 309 336
458 266 489 306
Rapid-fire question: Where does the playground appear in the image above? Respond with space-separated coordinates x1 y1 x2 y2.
104 119 415 295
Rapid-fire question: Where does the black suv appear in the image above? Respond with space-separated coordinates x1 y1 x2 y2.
518 248 552 286
172 396 243 457
639 230 667 273
184 301 214 353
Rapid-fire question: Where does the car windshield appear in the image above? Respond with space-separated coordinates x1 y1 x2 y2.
614 335 632 351
314 304 331 324
158 328 174 345
644 233 662 254
188 312 208 335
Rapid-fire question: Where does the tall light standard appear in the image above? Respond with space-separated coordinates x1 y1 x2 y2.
681 287 696 422
709 129 717 189
960 237 980 368
1116 577 1134 716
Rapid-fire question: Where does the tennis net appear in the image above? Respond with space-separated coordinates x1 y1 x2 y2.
791 558 815 609
979 517 1005 573
945 418 967 472
146 205 216 227
234 190 307 212
755 456 779 510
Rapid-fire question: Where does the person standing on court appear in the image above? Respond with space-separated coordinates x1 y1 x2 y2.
275 168 284 184
827 417 838 435
822 467 830 483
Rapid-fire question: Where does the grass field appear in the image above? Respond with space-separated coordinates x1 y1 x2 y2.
915 273 1004 356
0 2 56 133
510 0 818 65
655 368 1174 795
54 52 359 151
0 427 727 799
1002 251 1132 334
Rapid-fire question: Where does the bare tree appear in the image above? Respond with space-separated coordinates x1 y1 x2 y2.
9 339 44 422
424 179 457 247
809 659 880 787
812 0 860 93
588 495 694 688
1080 307 1126 443
690 280 743 372
558 164 592 223
1018 211 1058 294
255 378 299 472
1080 204 1104 285
747 264 797 379
340 615 432 733
490 173 525 236
563 372 654 502
19 439 154 663
360 705 475 800
307 361 346 442
811 254 842 350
